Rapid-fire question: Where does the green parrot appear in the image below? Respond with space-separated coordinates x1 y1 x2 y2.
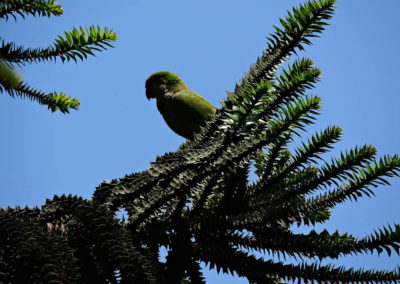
145 71 216 140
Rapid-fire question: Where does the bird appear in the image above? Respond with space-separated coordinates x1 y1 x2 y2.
145 71 216 140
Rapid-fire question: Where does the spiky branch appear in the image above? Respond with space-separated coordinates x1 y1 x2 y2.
0 1 117 113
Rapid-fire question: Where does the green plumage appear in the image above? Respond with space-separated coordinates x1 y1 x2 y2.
145 71 216 140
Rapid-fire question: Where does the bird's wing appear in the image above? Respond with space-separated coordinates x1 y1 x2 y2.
156 89 216 139
172 90 216 125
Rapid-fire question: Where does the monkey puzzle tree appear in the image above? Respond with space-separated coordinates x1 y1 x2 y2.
1 0 400 283
0 0 117 113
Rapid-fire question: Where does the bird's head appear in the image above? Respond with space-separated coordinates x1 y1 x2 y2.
145 71 186 100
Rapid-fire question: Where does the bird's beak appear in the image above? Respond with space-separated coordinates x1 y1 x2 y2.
146 89 151 101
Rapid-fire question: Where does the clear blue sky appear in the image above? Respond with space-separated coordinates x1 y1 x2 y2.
1 0 399 282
